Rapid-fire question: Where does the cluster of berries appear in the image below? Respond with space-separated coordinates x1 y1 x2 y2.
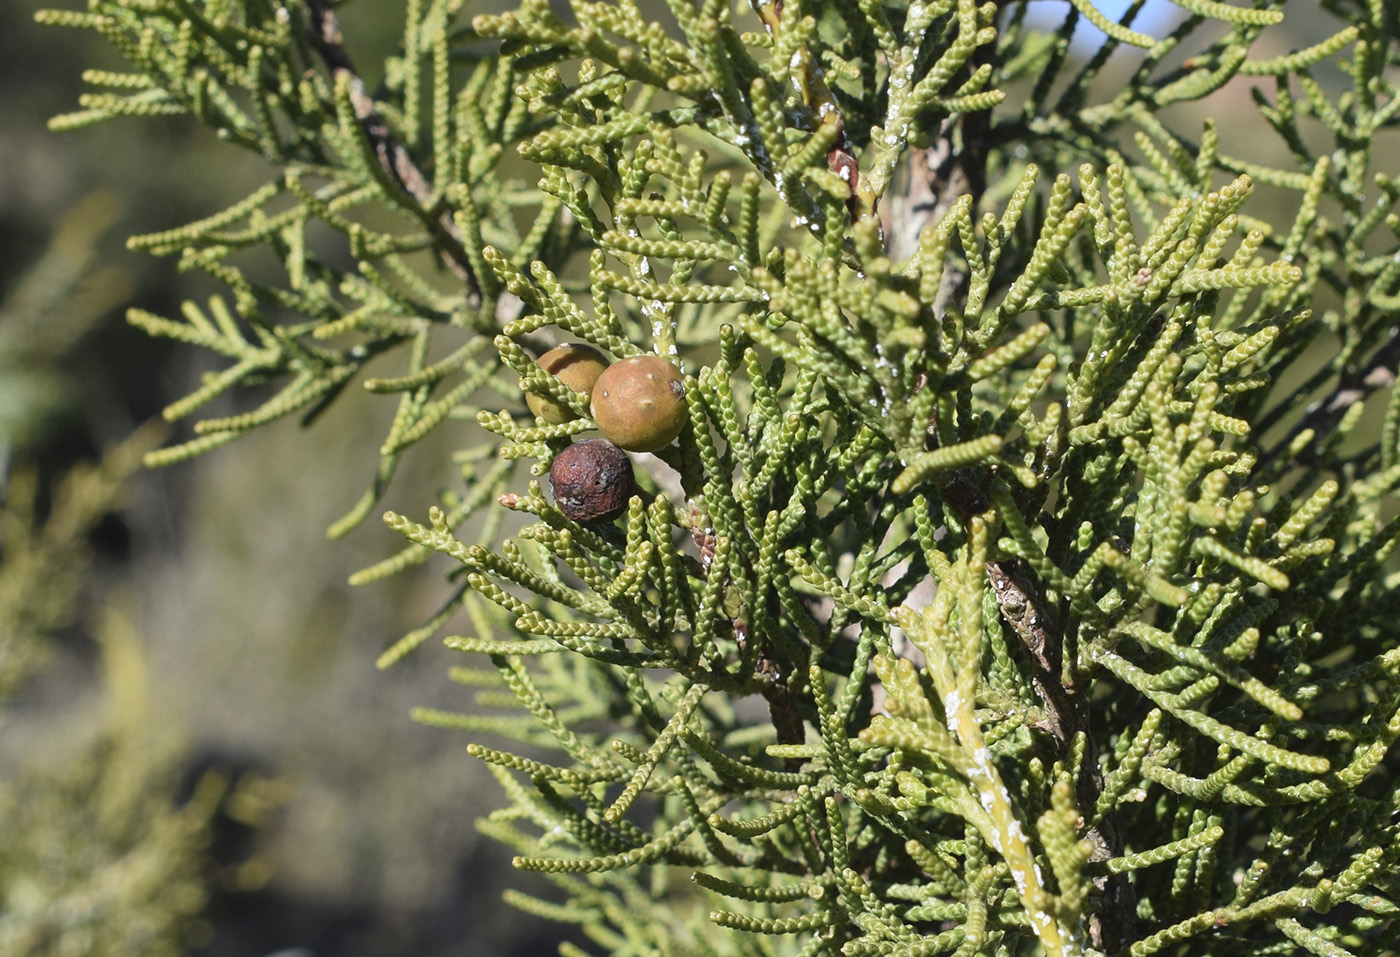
524 344 687 523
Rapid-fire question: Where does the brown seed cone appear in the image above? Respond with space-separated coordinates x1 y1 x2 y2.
590 355 687 452
525 343 610 424
549 439 635 523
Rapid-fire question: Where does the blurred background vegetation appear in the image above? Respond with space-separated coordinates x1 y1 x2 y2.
0 1 1364 955
0 0 567 953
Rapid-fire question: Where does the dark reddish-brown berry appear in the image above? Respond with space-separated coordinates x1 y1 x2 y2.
590 355 687 452
549 439 635 523
525 343 609 424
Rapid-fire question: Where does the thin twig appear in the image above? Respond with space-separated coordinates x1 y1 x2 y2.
747 0 875 224
303 0 481 302
987 558 1137 954
1258 323 1400 471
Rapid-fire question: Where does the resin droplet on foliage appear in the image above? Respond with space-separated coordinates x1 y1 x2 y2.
590 356 687 452
525 343 609 424
549 439 634 523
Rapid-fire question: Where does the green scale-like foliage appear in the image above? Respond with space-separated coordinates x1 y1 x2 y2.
42 0 1400 955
